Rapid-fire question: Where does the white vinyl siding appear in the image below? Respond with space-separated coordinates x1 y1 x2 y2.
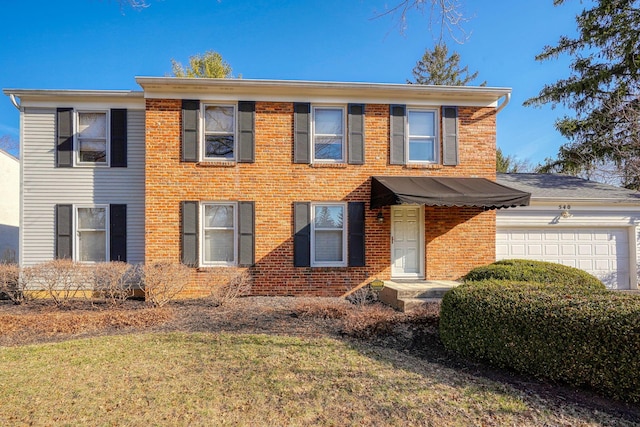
21 107 145 266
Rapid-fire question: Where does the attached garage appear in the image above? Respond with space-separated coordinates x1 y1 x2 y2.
496 174 640 290
497 227 631 289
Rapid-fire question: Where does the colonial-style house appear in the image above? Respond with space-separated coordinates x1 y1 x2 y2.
4 78 530 296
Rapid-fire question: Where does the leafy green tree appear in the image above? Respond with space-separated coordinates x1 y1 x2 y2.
409 43 485 85
524 0 640 189
171 51 234 79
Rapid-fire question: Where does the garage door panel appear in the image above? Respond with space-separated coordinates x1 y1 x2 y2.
497 227 630 290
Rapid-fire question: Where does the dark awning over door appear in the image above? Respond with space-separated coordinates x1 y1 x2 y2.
370 176 531 210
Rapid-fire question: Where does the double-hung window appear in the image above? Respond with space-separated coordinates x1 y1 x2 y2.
407 109 437 163
203 105 236 160
311 203 347 267
312 106 345 162
202 202 237 265
77 111 109 165
76 206 108 263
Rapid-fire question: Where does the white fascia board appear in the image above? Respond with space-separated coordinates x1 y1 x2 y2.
135 77 511 107
528 198 640 208
497 205 640 227
4 89 145 109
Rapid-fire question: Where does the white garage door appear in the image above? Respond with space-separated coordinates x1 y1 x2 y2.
496 227 630 290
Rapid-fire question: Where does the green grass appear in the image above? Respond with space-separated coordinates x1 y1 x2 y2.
0 332 633 426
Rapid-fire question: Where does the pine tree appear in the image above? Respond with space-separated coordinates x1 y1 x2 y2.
524 0 640 189
409 43 485 86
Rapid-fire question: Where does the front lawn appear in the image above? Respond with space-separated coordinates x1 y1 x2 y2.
0 331 636 426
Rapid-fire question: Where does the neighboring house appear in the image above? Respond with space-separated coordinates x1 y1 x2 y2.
0 148 19 262
4 78 529 297
496 173 640 290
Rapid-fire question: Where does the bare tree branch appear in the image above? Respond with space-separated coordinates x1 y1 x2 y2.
0 135 18 156
371 0 471 44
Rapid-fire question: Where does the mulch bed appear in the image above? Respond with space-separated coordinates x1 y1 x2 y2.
1 296 639 423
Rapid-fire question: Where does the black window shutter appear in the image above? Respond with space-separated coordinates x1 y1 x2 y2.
55 204 73 259
56 108 73 167
293 103 310 164
389 104 406 165
293 202 311 267
237 101 255 163
348 104 365 165
109 204 127 262
110 109 127 167
181 201 199 266
182 100 199 162
238 201 255 266
348 202 366 267
442 106 459 166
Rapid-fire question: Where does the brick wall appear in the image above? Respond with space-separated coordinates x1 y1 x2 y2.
145 100 497 297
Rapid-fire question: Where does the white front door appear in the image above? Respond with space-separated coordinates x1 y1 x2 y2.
391 205 424 278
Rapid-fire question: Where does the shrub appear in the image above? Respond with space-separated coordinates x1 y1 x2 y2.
345 284 379 306
22 260 91 306
0 263 26 304
205 268 252 306
141 262 191 307
463 259 605 291
440 282 640 403
92 262 134 305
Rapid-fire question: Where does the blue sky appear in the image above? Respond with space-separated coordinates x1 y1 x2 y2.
1 0 585 164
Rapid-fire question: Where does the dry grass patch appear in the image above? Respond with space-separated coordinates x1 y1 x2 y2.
0 332 632 426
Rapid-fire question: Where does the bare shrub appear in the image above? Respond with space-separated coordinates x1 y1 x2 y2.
141 262 191 307
92 262 133 305
22 260 91 306
340 304 400 339
293 298 351 320
205 268 252 306
345 285 379 307
0 263 26 304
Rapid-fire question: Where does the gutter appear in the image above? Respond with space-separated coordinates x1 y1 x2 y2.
9 93 20 110
495 92 511 114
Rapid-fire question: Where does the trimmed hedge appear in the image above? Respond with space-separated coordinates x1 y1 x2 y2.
463 259 605 291
440 282 640 402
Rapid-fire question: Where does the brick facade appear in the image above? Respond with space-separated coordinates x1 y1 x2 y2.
145 100 498 297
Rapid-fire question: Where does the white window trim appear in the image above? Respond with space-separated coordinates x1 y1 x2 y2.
310 202 348 267
200 201 238 267
74 110 110 167
200 103 237 162
406 107 439 165
74 204 110 264
311 105 346 164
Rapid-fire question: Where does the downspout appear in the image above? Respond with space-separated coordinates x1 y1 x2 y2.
495 93 511 114
9 94 20 110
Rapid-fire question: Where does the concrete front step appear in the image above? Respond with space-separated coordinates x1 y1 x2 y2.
378 280 459 312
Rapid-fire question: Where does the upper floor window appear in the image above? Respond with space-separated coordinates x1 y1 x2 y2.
203 105 236 160
312 107 345 163
77 111 109 165
407 109 437 163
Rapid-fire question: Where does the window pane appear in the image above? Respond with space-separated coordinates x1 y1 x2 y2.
205 106 234 133
78 113 106 139
314 205 343 229
79 139 107 163
78 208 106 230
409 139 435 162
205 135 234 159
204 230 235 262
315 109 343 135
315 230 343 262
408 111 435 136
314 137 343 160
204 205 234 228
79 230 106 262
